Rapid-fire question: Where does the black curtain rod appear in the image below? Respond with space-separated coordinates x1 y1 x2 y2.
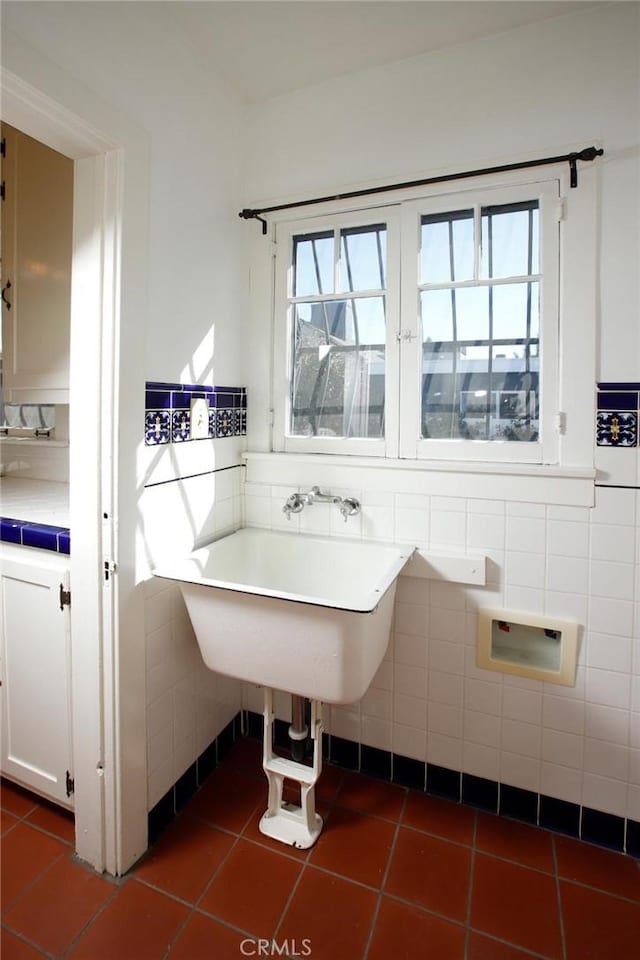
239 146 603 234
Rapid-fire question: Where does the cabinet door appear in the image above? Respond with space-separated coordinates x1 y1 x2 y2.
1 123 73 402
0 559 73 806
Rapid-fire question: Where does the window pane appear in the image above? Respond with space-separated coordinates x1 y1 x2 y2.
420 282 540 442
290 298 385 438
421 210 473 284
481 201 539 278
339 224 386 292
293 231 334 296
492 281 539 340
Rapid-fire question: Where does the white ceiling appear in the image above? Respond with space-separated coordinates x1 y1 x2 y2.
163 1 601 102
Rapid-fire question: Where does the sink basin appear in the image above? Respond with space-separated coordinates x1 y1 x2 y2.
154 527 412 703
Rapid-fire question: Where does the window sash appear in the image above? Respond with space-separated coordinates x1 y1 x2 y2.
273 179 559 464
398 180 559 463
273 207 401 458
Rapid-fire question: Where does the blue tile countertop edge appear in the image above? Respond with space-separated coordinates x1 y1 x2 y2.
1 517 70 555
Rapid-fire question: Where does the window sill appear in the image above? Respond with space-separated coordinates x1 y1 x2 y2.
243 451 595 506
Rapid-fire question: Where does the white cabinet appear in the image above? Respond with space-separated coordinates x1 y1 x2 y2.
1 123 73 403
0 547 73 807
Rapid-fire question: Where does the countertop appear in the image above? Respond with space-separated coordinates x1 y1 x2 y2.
0 478 70 554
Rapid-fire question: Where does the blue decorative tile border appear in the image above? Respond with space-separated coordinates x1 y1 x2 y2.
1 517 70 554
596 382 639 447
145 381 246 446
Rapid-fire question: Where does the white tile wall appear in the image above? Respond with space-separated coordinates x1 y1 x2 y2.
143 469 243 811
235 478 639 822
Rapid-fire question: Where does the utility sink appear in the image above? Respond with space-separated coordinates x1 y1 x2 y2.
154 527 412 704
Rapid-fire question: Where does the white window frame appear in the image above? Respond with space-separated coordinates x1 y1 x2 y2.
273 206 401 458
399 179 559 463
268 164 594 474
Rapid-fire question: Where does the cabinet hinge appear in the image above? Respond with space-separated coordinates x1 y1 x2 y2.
555 411 567 434
0 180 5 202
65 770 75 797
556 197 566 222
59 584 71 610
0 137 5 158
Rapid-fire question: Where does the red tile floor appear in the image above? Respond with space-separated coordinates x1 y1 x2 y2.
2 738 640 960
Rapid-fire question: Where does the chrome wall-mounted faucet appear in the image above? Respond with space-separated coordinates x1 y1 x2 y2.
283 486 361 523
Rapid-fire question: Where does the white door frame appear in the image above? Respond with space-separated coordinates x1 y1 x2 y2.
1 68 122 873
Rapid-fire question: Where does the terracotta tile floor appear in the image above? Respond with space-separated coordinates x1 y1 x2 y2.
2 739 640 960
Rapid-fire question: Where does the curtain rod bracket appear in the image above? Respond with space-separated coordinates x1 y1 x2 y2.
239 208 268 235
568 146 603 188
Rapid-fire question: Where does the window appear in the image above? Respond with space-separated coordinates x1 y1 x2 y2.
273 179 560 463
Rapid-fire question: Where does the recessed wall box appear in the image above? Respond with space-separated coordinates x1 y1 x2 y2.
477 608 578 686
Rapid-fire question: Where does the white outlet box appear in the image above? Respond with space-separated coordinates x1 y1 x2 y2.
190 397 210 440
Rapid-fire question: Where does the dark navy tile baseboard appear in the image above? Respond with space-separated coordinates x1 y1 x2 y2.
242 712 639 859
145 380 246 446
147 714 242 844
1 516 70 555
148 712 639 860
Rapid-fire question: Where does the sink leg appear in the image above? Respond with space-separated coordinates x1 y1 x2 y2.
260 687 323 849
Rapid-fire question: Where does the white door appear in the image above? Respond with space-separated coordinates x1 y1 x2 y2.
0 558 73 806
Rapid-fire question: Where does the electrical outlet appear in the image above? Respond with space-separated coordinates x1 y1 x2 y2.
190 397 210 440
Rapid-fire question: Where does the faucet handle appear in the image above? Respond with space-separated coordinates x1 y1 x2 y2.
339 497 360 522
283 493 305 519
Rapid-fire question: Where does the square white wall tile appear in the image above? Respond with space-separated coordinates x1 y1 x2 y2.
462 741 500 780
584 738 629 781
465 678 502 716
429 670 464 707
463 710 502 748
582 772 628 817
585 668 632 708
542 729 584 769
502 686 542 725
394 632 428 668
546 555 589 595
590 524 635 563
430 510 466 547
395 663 427 700
430 638 466 676
499 752 541 793
586 633 633 674
428 702 463 739
504 585 545 613
393 693 427 730
467 513 505 550
360 716 392 751
427 732 463 772
591 486 636 526
501 719 541 759
547 520 589 558
506 516 546 554
589 560 635 602
505 551 545 589
430 607 467 644
540 762 583 804
542 695 585 735
393 724 427 762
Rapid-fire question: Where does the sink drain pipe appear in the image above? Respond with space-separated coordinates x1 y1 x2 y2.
289 695 309 762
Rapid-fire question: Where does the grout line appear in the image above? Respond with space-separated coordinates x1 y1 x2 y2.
58 882 121 959
0 924 56 960
466 928 555 960
362 787 409 960
463 810 478 960
552 834 568 960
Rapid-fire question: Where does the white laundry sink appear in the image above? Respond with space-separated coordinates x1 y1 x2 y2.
154 527 412 703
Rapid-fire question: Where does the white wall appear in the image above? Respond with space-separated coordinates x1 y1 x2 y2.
2 3 248 861
242 3 640 826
